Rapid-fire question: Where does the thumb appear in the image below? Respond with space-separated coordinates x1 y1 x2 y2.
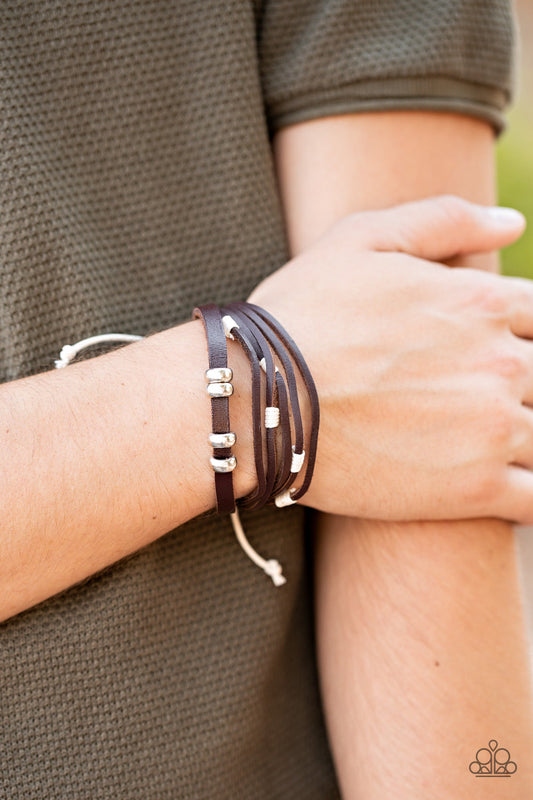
349 194 526 262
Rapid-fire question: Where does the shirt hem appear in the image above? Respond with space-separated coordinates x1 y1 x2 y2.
267 75 510 136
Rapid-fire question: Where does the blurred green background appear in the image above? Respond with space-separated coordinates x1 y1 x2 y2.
497 0 533 276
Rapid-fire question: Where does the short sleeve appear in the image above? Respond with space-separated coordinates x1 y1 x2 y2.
255 0 517 135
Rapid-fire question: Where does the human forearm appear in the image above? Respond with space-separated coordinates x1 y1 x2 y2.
0 320 256 621
3 195 527 626
273 111 499 270
314 515 533 797
273 111 533 795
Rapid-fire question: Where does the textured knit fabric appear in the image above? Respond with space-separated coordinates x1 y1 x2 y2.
0 1 515 798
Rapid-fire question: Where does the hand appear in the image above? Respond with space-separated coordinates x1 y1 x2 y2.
248 195 533 522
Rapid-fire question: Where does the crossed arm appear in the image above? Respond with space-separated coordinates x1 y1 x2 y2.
273 110 533 797
1 105 532 797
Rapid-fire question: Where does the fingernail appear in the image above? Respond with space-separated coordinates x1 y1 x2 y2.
485 206 526 226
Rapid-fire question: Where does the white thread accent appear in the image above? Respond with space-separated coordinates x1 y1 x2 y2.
274 489 297 508
264 406 280 428
290 447 305 473
230 508 286 587
222 315 239 340
54 333 143 368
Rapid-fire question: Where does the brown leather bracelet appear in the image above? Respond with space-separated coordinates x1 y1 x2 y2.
271 368 292 495
224 304 287 507
227 302 295 497
219 309 267 510
193 300 319 513
244 302 320 503
231 302 305 498
193 303 236 514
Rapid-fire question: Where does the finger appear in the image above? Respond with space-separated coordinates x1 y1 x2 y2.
495 466 533 524
518 336 533 400
349 194 526 262
509 406 533 470
504 276 533 340
522 347 533 401
445 250 500 273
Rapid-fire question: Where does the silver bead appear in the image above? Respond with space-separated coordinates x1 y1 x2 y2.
206 382 234 398
208 432 236 449
205 366 233 383
210 455 237 473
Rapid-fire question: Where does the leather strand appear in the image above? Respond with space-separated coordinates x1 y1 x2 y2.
193 300 319 514
244 303 320 502
220 311 266 510
225 305 284 507
193 304 236 514
232 303 304 498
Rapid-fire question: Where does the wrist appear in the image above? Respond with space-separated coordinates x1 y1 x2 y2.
145 319 257 520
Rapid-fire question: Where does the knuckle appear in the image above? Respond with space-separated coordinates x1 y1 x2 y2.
488 351 526 381
344 209 397 252
433 194 470 224
509 275 533 311
488 411 514 448
460 468 502 511
462 280 508 316
483 394 518 448
479 287 508 316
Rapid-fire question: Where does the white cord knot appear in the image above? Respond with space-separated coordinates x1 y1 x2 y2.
230 508 286 587
55 328 288 589
54 333 143 368
54 344 77 368
263 559 287 587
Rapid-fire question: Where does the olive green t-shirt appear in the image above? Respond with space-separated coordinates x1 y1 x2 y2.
0 2 515 797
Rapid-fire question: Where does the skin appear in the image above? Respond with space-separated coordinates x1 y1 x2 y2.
271 110 533 797
0 322 259 621
2 193 531 622
2 167 533 627
249 198 533 521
